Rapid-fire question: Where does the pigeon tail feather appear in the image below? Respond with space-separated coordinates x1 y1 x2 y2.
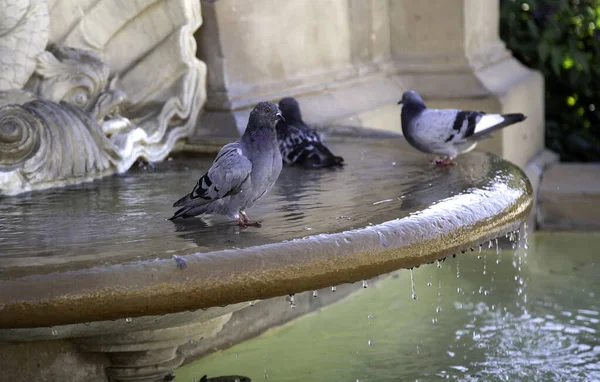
470 113 526 139
172 193 192 207
168 203 210 220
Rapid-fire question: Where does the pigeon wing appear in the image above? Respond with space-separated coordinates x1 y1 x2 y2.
277 122 319 164
173 142 252 207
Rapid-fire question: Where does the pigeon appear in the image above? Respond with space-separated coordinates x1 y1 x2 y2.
199 375 252 382
276 97 344 168
169 101 284 227
398 90 527 166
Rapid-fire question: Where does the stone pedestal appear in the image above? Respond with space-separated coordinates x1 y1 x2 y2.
75 314 233 382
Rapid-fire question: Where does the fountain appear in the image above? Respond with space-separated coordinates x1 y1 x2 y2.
0 1 540 381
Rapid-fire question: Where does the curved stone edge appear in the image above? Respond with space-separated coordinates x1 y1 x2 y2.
0 170 533 329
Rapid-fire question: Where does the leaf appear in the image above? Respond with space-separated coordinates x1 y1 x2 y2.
572 50 590 73
550 47 564 76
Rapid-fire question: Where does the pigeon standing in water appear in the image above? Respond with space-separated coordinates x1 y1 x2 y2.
398 90 527 166
276 97 344 168
169 101 284 227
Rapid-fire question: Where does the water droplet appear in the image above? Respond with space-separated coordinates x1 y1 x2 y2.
362 280 368 288
312 290 318 297
367 314 373 320
331 286 337 293
367 339 373 346
495 238 500 255
249 300 255 306
410 269 418 300
436 306 442 313
483 254 487 275
488 240 493 249
436 260 442 269
125 317 133 323
478 245 482 254
235 352 239 359
427 282 432 286
304 227 312 231
83 322 91 327
50 327 58 336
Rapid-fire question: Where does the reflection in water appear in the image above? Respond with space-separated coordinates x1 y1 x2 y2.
175 232 600 382
0 138 518 276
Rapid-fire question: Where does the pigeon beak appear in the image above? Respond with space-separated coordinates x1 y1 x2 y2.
397 100 403 105
276 112 285 122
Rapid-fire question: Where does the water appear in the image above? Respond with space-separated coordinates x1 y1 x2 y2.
175 232 600 381
0 139 508 278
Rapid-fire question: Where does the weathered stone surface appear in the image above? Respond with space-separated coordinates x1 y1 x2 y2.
0 339 110 382
0 0 49 91
192 0 400 139
538 163 600 230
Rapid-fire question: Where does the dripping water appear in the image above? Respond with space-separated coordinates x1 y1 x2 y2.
410 269 417 300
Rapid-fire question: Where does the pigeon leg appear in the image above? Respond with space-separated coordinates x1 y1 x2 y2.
240 211 262 227
172 255 187 270
240 211 250 223
236 217 248 228
433 157 456 167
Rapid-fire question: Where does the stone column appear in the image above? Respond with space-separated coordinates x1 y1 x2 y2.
390 0 545 168
191 0 403 141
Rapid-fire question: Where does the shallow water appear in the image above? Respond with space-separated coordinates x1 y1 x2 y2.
176 232 600 382
0 139 509 277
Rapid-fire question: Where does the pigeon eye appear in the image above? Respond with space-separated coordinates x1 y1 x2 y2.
264 107 270 113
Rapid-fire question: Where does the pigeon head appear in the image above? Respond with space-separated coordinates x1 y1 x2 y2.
278 97 302 123
248 101 285 130
398 90 425 107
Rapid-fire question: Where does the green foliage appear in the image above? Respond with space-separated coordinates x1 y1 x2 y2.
500 0 600 161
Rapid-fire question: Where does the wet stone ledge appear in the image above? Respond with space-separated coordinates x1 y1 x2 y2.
0 137 533 330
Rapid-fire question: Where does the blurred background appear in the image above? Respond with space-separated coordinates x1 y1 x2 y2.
501 0 600 162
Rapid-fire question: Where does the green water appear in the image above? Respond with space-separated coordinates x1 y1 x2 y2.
177 232 600 381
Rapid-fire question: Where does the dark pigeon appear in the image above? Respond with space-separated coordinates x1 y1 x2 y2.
169 101 284 227
276 97 344 169
199 375 252 382
398 90 526 166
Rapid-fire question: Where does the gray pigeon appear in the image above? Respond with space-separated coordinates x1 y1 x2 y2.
169 101 284 227
276 97 343 168
398 90 526 166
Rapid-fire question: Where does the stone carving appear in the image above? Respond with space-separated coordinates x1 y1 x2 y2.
0 99 121 192
0 0 49 91
0 0 206 195
0 44 128 194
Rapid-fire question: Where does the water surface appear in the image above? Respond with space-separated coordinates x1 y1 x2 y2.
0 139 508 277
176 232 600 382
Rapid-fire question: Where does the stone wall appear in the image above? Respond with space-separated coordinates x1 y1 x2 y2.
191 0 545 168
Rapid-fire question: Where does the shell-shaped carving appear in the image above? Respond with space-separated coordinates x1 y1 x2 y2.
25 44 111 112
47 0 206 162
0 0 49 91
0 104 42 171
0 98 121 195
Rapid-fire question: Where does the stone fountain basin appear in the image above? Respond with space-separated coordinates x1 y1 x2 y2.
0 137 532 331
